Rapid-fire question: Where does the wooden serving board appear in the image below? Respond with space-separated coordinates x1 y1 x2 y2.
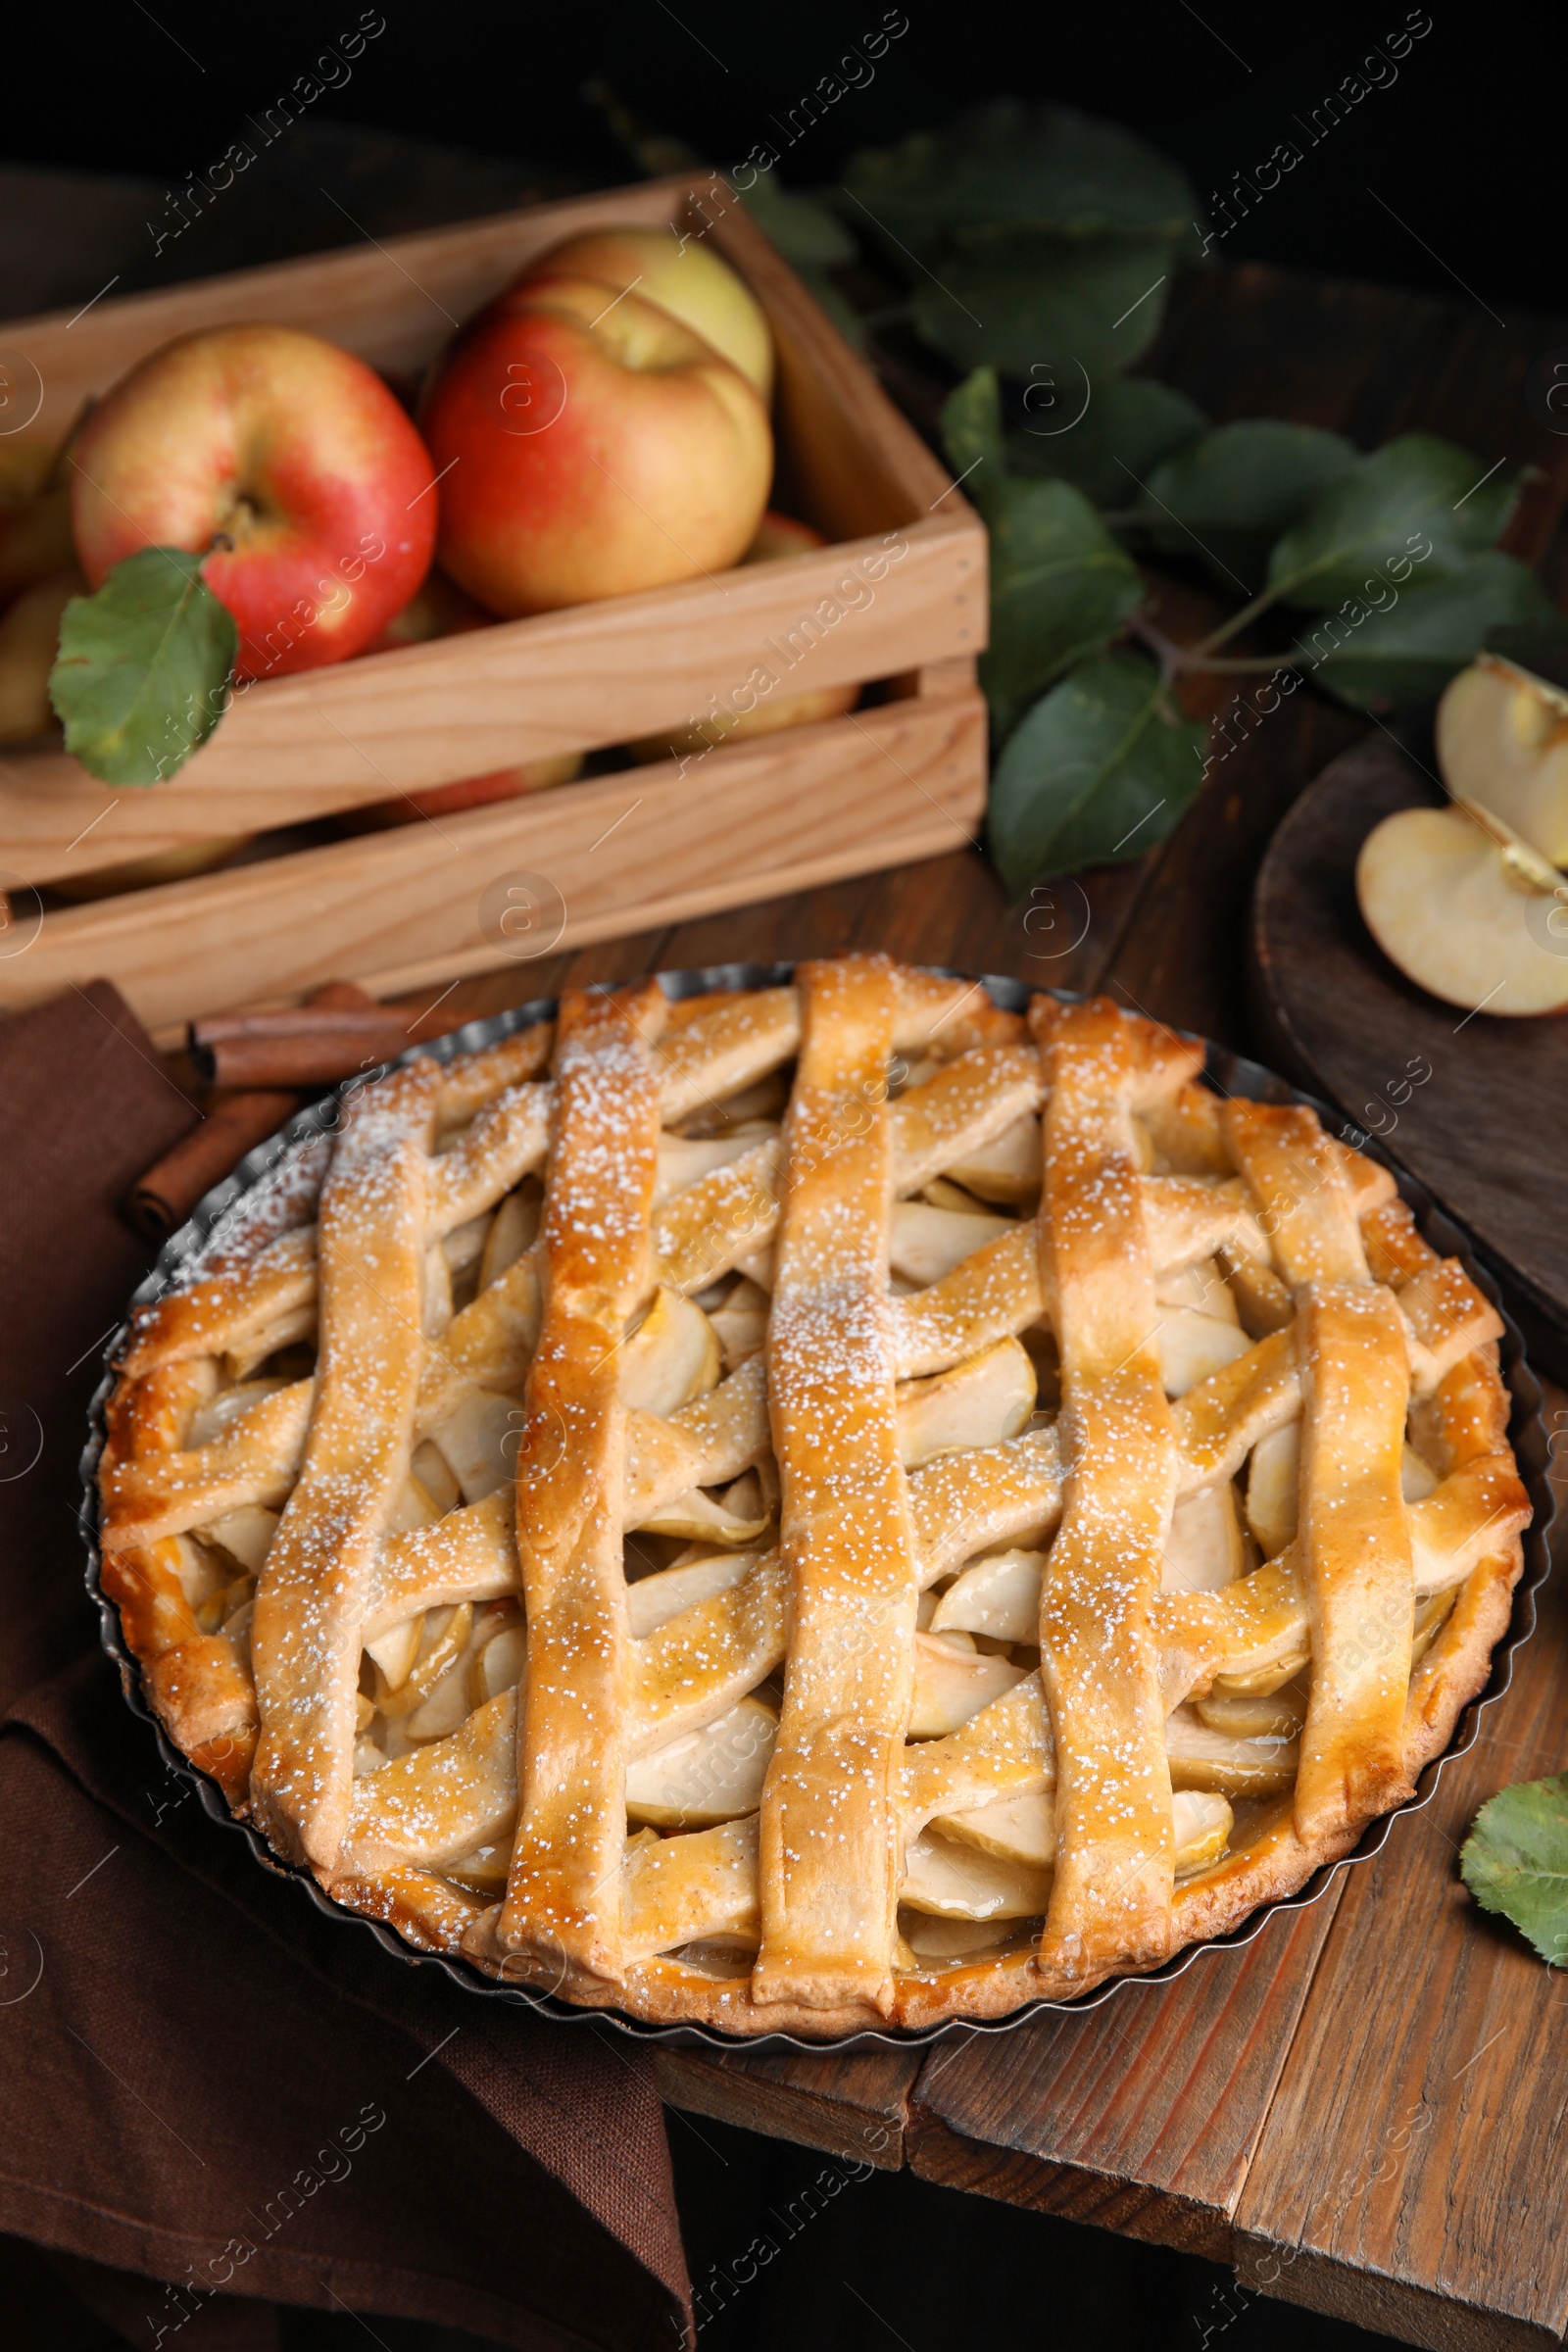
1249 733 1568 1376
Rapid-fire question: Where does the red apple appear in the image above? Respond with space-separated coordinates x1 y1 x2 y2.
70 324 437 681
420 273 772 618
337 753 584 832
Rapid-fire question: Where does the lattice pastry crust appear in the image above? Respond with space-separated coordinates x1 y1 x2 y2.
99 959 1530 2037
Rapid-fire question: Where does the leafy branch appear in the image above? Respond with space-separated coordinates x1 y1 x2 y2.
819 101 1567 895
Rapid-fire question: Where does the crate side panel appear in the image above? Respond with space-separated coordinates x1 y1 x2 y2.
1 691 986 1030
0 517 983 882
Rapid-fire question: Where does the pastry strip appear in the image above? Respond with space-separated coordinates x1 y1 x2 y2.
890 1178 1257 1380
1223 1102 1367 1289
648 972 1023 1130
250 1061 441 1869
349 1444 1525 1908
1293 1282 1416 1839
425 1082 551 1236
754 956 919 2013
122 1227 318 1379
436 1023 554 1126
101 1379 314 1544
651 1047 1041 1298
1032 998 1197 1979
499 982 664 1984
416 1246 543 1430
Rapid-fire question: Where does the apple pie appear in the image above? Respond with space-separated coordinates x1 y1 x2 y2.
97 957 1531 2036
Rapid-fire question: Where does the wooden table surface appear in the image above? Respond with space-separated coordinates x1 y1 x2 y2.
24 154 1567 2350
350 264 1568 2352
378 842 1567 2352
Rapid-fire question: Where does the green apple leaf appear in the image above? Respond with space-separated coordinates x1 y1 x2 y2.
1296 552 1566 709
983 476 1145 740
940 366 1005 486
987 650 1206 893
50 546 236 786
1139 420 1358 594
909 232 1179 379
843 100 1202 252
1010 374 1206 511
1266 435 1519 611
1460 1771 1568 1967
941 369 1145 738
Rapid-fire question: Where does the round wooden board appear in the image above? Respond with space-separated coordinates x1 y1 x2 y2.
1249 732 1568 1375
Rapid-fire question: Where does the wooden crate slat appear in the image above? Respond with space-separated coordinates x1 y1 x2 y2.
0 518 981 883
708 196 955 538
2 687 985 1034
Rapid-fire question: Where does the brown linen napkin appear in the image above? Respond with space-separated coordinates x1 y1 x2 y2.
0 982 690 2351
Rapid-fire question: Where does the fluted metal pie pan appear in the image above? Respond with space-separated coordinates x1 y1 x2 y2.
80 963 1556 2052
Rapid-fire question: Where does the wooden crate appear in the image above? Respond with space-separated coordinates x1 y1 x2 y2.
0 175 987 1036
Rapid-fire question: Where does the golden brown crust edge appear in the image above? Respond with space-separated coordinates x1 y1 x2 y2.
97 1037 1535 2045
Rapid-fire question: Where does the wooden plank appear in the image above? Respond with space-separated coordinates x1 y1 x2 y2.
1235 1378 1568 2351
1233 2248 1563 2352
0 516 982 883
368 787 1567 2348
6 687 986 1035
902 1896 1344 2264
527 269 1568 2332
650 2045 921 2172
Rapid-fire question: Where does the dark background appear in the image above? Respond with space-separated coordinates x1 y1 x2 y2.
3 7 1556 2347
4 0 1562 315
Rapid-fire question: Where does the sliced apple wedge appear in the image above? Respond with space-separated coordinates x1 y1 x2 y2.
1355 802 1568 1016
1436 653 1568 863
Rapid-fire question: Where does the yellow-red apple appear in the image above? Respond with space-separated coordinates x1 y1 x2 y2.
523 225 773 402
70 324 437 681
421 273 772 618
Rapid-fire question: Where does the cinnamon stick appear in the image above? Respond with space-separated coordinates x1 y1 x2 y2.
187 981 465 1088
125 1090 304 1243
